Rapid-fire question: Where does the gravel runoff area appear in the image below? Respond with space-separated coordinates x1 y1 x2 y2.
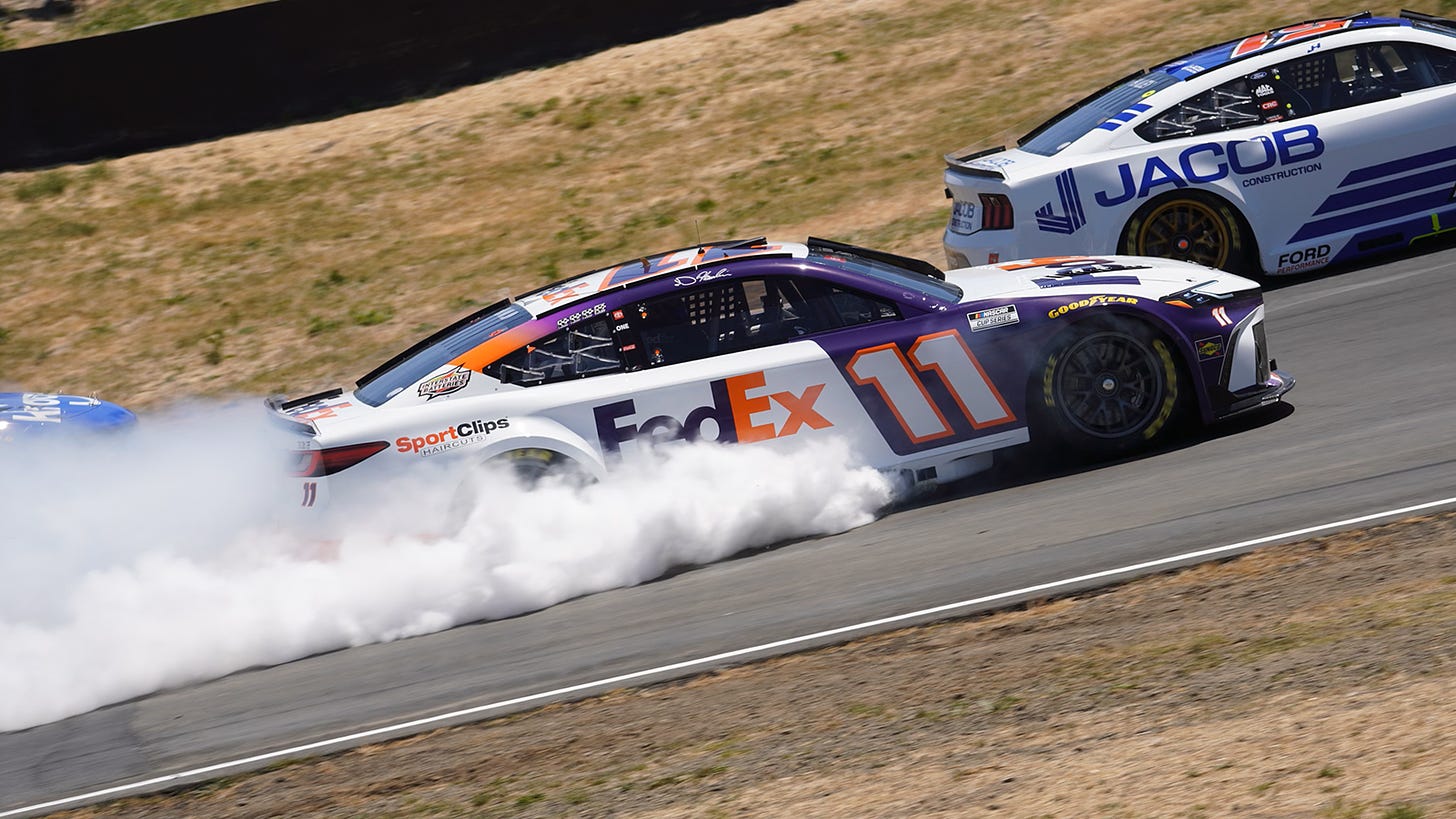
54 511 1456 818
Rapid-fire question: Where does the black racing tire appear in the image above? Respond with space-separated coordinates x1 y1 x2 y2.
497 448 587 488
1036 319 1187 458
446 448 586 532
1121 191 1254 275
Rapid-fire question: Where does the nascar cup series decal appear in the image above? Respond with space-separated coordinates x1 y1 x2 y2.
967 305 1019 332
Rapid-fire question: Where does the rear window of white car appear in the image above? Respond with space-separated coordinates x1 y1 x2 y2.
1019 71 1181 156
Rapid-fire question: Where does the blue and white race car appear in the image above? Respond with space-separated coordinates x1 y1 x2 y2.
0 392 137 443
944 10 1456 276
271 238 1292 510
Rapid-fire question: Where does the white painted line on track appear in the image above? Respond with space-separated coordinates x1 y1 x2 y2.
7 494 1456 818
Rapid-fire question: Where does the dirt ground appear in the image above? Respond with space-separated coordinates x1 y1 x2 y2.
61 511 1455 818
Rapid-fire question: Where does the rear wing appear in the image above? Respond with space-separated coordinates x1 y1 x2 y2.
807 236 947 281
1402 9 1456 31
943 144 1008 178
264 393 323 436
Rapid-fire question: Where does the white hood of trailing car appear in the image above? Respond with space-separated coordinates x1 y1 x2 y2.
944 256 1259 301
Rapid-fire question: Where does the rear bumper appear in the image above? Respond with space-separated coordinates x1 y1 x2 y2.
943 227 1021 269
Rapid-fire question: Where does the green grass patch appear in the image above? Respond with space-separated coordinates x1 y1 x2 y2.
15 171 70 202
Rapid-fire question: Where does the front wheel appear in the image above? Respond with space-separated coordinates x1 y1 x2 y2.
1038 321 1186 457
1122 193 1251 274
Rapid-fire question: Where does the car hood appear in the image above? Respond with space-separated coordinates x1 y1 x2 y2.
0 392 137 439
944 256 1260 302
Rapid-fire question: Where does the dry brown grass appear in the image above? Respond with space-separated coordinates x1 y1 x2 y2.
0 0 257 50
0 0 1419 407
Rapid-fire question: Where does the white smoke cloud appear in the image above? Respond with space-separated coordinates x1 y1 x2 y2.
0 403 891 732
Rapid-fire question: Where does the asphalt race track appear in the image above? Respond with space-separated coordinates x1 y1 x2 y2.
4 247 1456 815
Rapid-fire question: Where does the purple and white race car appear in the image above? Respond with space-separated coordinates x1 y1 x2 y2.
271 238 1292 508
0 392 137 443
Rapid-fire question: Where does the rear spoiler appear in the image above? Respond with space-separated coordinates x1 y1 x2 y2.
1402 9 1456 29
265 393 322 436
943 145 1007 178
807 236 947 281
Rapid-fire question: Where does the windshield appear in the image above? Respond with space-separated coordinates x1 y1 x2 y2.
811 250 963 303
1019 71 1181 156
354 301 532 406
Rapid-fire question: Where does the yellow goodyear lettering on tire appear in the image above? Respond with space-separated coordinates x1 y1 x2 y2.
508 448 554 461
1047 295 1140 319
1142 339 1179 440
1042 352 1059 409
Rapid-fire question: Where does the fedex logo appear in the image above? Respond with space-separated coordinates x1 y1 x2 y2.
1094 125 1324 206
593 371 831 455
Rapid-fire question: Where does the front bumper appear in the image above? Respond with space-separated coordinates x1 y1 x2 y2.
1225 369 1295 416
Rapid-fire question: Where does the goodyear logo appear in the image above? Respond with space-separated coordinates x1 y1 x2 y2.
1047 295 1139 318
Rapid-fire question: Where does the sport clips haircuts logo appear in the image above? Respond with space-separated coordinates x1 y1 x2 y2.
396 418 509 456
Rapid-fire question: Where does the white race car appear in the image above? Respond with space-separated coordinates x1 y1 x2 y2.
270 238 1291 511
943 10 1456 276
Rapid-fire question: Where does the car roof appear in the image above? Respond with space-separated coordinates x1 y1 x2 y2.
1153 12 1409 81
353 237 954 395
1009 11 1424 157
506 237 950 318
510 238 803 317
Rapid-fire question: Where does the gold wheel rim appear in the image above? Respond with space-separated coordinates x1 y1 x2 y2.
1136 199 1231 269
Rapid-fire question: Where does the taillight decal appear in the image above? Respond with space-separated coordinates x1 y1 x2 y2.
294 441 389 477
979 193 1014 230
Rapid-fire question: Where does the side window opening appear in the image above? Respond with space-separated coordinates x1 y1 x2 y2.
1139 70 1310 141
490 316 623 386
633 277 901 367
1138 42 1456 143
1427 44 1456 83
1266 42 1455 110
805 283 900 329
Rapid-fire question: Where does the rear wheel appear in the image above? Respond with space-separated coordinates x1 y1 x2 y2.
498 448 586 487
1122 192 1251 273
1038 320 1186 457
446 448 586 532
